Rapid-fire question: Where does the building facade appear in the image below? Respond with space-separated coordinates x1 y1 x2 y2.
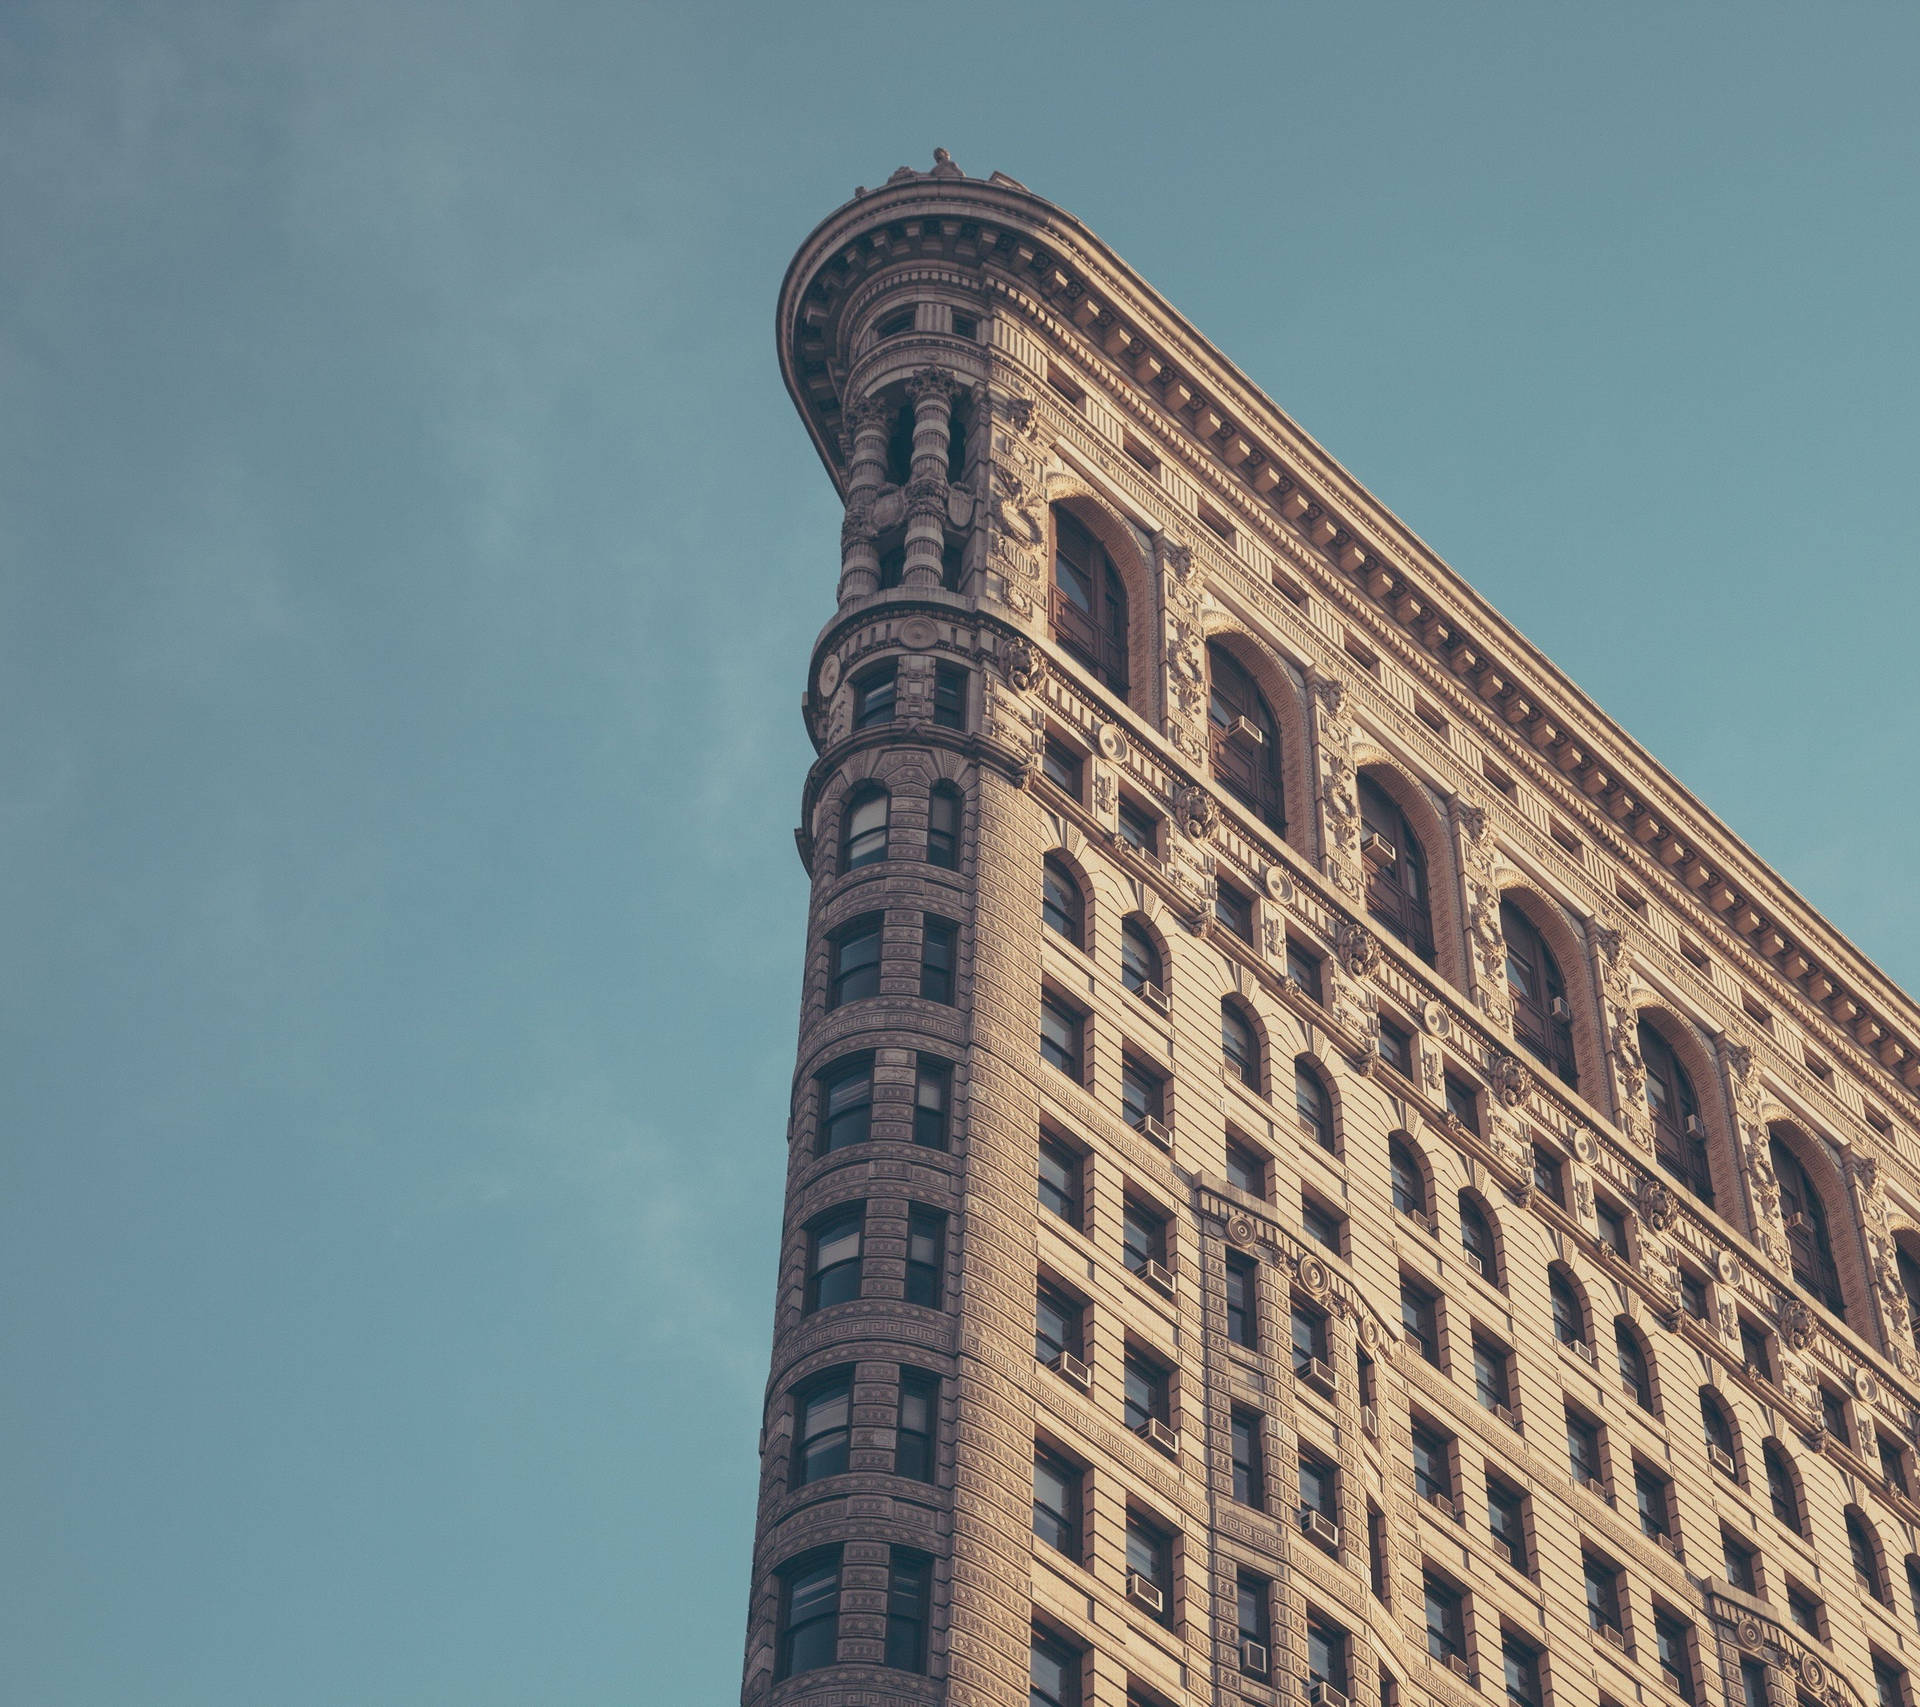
745 151 1920 1707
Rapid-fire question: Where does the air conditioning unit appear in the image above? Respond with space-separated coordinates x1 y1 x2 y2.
1299 1507 1341 1548
1464 1249 1485 1276
1577 1473 1607 1496
1599 1623 1627 1652
1137 980 1171 1014
1049 1350 1092 1390
1655 1532 1682 1558
1684 1113 1707 1138
1225 714 1265 746
1309 1682 1351 1707
1427 1492 1455 1520
1572 1338 1598 1365
1784 1212 1813 1233
1301 1356 1337 1396
1550 996 1573 1022
1446 1654 1472 1680
1125 1571 1164 1614
1240 1640 1270 1678
1361 1404 1378 1437
1496 1404 1520 1430
1361 829 1397 864
1141 1258 1176 1296
1137 1113 1172 1149
1707 1445 1736 1476
1138 1417 1179 1456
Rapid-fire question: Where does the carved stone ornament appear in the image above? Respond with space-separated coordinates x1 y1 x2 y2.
843 394 890 437
906 365 959 405
1225 1213 1257 1248
839 490 875 550
1798 1653 1824 1694
1571 1130 1598 1164
817 653 843 698
1717 1250 1743 1287
1296 1255 1330 1297
1001 393 1037 437
1637 1176 1679 1233
903 473 949 520
1264 864 1294 904
1333 921 1381 979
1173 784 1220 841
1159 537 1194 582
898 616 938 650
999 636 1042 692
1420 999 1452 1038
1358 1314 1384 1352
1734 1615 1764 1651
1095 721 1129 762
1854 1367 1879 1403
1487 1052 1532 1109
1777 1298 1816 1352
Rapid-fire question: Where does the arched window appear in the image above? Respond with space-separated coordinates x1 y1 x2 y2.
1042 857 1084 948
1850 1508 1890 1604
1294 1060 1333 1151
925 784 961 870
1359 772 1435 965
1389 1135 1428 1220
1700 1390 1738 1476
1501 900 1576 1087
1898 1246 1920 1352
1119 917 1163 1001
1050 509 1129 695
1616 1319 1654 1412
1641 1020 1712 1206
1221 1000 1260 1090
1549 1265 1589 1350
1460 1195 1500 1286
842 786 889 871
1764 1440 1804 1533
1206 642 1285 831
1769 1129 1845 1316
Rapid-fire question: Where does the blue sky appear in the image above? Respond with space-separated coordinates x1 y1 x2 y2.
2 3 1916 1702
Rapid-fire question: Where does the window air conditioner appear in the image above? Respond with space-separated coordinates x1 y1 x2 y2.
1225 714 1265 747
1309 1682 1351 1707
1446 1654 1472 1680
1301 1356 1337 1396
1784 1212 1813 1233
1137 1114 1172 1149
1572 1339 1597 1365
1049 1350 1092 1390
1138 1417 1179 1456
1138 980 1171 1014
1125 1571 1164 1614
1299 1507 1341 1549
1464 1249 1485 1275
1240 1640 1270 1677
1550 996 1573 1021
1684 1113 1707 1137
1427 1492 1455 1520
1361 830 1397 864
1599 1623 1627 1652
1496 1404 1520 1430
1361 1404 1378 1437
1655 1531 1682 1558
1141 1258 1175 1296
1707 1445 1736 1477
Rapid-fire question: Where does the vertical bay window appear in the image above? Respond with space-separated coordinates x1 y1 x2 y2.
793 1371 853 1485
1226 1254 1258 1348
1032 1446 1081 1558
905 1208 945 1307
925 783 961 868
1769 1129 1846 1315
1207 640 1285 830
1359 772 1435 964
919 915 957 1003
913 1056 951 1149
1502 899 1577 1087
1039 994 1083 1080
828 914 884 1008
1050 509 1129 695
851 663 897 729
895 1372 937 1481
818 1057 873 1153
806 1206 864 1313
842 786 890 870
777 1550 842 1679
1642 1019 1713 1205
883 1549 931 1672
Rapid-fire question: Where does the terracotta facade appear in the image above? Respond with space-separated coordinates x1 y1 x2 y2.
745 152 1920 1707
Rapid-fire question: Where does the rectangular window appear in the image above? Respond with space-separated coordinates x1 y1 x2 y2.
1039 994 1083 1079
1655 1609 1696 1703
1035 1282 1083 1365
1286 939 1323 1000
1368 1504 1389 1600
852 664 897 729
883 1549 931 1672
1820 1387 1850 1445
1302 1195 1344 1255
1042 738 1083 799
777 1549 842 1678
1238 1571 1272 1658
794 1371 853 1485
1502 1634 1542 1707
1787 1584 1822 1639
1377 1017 1412 1075
1742 1659 1771 1707
1299 1451 1338 1525
819 1057 873 1153
1290 1297 1328 1374
912 1057 950 1149
1226 1254 1258 1348
1030 1627 1081 1707
1597 1199 1630 1257
905 1208 944 1308
807 1207 863 1312
1120 1056 1164 1131
1032 1446 1081 1558
1117 795 1158 855
1122 1350 1170 1431
1400 1276 1439 1365
1307 1613 1350 1694
920 915 956 1003
828 914 884 1008
1584 1553 1623 1636
895 1372 937 1481
1225 1136 1266 1198
1566 1409 1602 1486
1125 1513 1173 1624
1424 1572 1466 1665
1740 1319 1773 1381
1881 1436 1911 1494
932 663 966 729
1635 1464 1674 1543
1412 1424 1452 1505
1875 1656 1910 1707
1680 1269 1709 1320
1037 1135 1081 1225
1122 1199 1167 1276
1531 1146 1565 1207
926 785 960 868
1473 1336 1512 1412
1445 1073 1480 1133
1215 881 1253 943
1487 1477 1528 1573
1232 1410 1265 1507
1722 1530 1758 1593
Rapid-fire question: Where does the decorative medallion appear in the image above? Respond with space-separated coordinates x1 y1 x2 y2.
899 616 938 650
1798 1653 1824 1693
1777 1298 1816 1352
1734 1616 1764 1651
1296 1255 1330 1297
1358 1315 1383 1351
1225 1213 1257 1248
1717 1250 1743 1287
1096 722 1129 762
1264 865 1294 904
1571 1130 1598 1163
1637 1176 1678 1233
1420 999 1451 1038
817 653 842 698
1854 1368 1879 1403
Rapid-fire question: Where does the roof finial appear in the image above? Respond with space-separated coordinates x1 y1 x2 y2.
930 147 962 179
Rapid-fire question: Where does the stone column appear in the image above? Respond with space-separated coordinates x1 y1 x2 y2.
838 395 891 604
902 368 957 590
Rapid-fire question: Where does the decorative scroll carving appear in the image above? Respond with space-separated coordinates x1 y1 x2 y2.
903 473 949 521
1311 672 1361 898
1456 795 1512 1026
